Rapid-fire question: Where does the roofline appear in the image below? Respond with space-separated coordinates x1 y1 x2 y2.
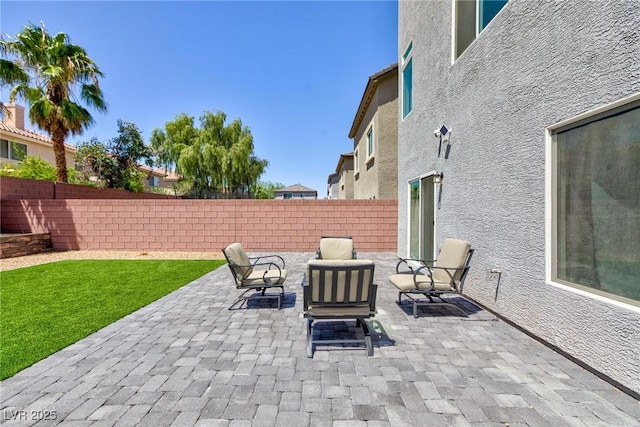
0 121 76 152
335 152 354 173
348 63 398 139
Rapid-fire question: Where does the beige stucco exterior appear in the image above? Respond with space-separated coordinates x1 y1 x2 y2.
349 64 398 200
326 173 339 199
336 153 354 199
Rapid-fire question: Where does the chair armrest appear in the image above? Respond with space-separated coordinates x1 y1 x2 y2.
301 273 310 313
416 265 470 290
369 283 378 313
395 257 435 273
250 254 286 269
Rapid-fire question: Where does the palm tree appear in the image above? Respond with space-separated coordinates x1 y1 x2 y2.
1 22 107 182
0 58 28 115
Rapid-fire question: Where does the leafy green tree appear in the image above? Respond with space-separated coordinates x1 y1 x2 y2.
253 181 284 199
0 155 78 182
0 58 28 116
151 110 268 198
75 138 117 186
76 120 151 192
1 22 107 183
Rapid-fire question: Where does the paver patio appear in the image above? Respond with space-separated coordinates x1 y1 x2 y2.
1 252 638 426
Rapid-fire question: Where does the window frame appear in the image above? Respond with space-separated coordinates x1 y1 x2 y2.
545 92 640 312
366 125 374 161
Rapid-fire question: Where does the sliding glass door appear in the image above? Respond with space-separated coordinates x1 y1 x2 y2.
408 175 435 260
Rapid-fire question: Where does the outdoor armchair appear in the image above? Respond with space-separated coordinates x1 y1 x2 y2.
388 238 474 318
302 259 377 357
315 236 357 260
222 242 287 310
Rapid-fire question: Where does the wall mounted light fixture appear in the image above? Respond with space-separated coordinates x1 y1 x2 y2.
434 124 452 142
434 173 444 184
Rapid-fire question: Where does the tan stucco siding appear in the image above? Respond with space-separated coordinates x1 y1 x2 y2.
0 132 75 168
352 73 398 200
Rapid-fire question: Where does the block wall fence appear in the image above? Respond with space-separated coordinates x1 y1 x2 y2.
1 177 398 252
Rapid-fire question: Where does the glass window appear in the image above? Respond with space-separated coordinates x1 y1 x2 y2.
479 0 508 31
367 127 374 158
553 101 640 305
402 59 413 118
354 149 359 173
455 0 508 59
0 139 8 159
11 142 27 160
402 42 413 119
1 140 27 160
283 193 293 200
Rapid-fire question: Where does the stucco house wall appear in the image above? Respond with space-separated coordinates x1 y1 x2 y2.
327 173 339 199
337 154 354 199
398 0 640 393
352 66 398 200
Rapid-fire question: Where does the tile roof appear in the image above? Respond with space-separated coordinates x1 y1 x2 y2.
275 183 317 193
0 120 76 151
348 63 398 139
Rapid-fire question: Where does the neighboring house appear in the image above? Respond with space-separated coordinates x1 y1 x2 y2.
398 0 640 394
1 104 76 169
326 173 339 199
138 165 181 193
334 152 354 199
348 63 398 200
274 183 317 200
1 103 178 193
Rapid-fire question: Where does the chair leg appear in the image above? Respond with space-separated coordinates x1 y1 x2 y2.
398 291 403 304
306 318 314 358
359 320 373 356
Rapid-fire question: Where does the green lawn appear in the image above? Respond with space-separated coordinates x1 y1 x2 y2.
0 259 224 380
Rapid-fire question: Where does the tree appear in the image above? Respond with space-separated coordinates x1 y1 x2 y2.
0 59 28 116
76 120 151 192
253 181 285 199
151 110 268 198
1 22 107 182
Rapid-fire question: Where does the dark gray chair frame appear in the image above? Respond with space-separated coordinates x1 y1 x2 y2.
222 248 286 310
302 261 377 357
395 249 474 318
315 236 358 259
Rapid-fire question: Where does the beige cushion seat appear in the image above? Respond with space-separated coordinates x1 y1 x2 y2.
387 273 454 292
243 268 288 287
388 238 474 318
222 242 287 310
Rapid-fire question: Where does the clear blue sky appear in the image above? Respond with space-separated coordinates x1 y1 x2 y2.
2 1 398 196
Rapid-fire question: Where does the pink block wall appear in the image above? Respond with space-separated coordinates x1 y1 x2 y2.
1 199 398 252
